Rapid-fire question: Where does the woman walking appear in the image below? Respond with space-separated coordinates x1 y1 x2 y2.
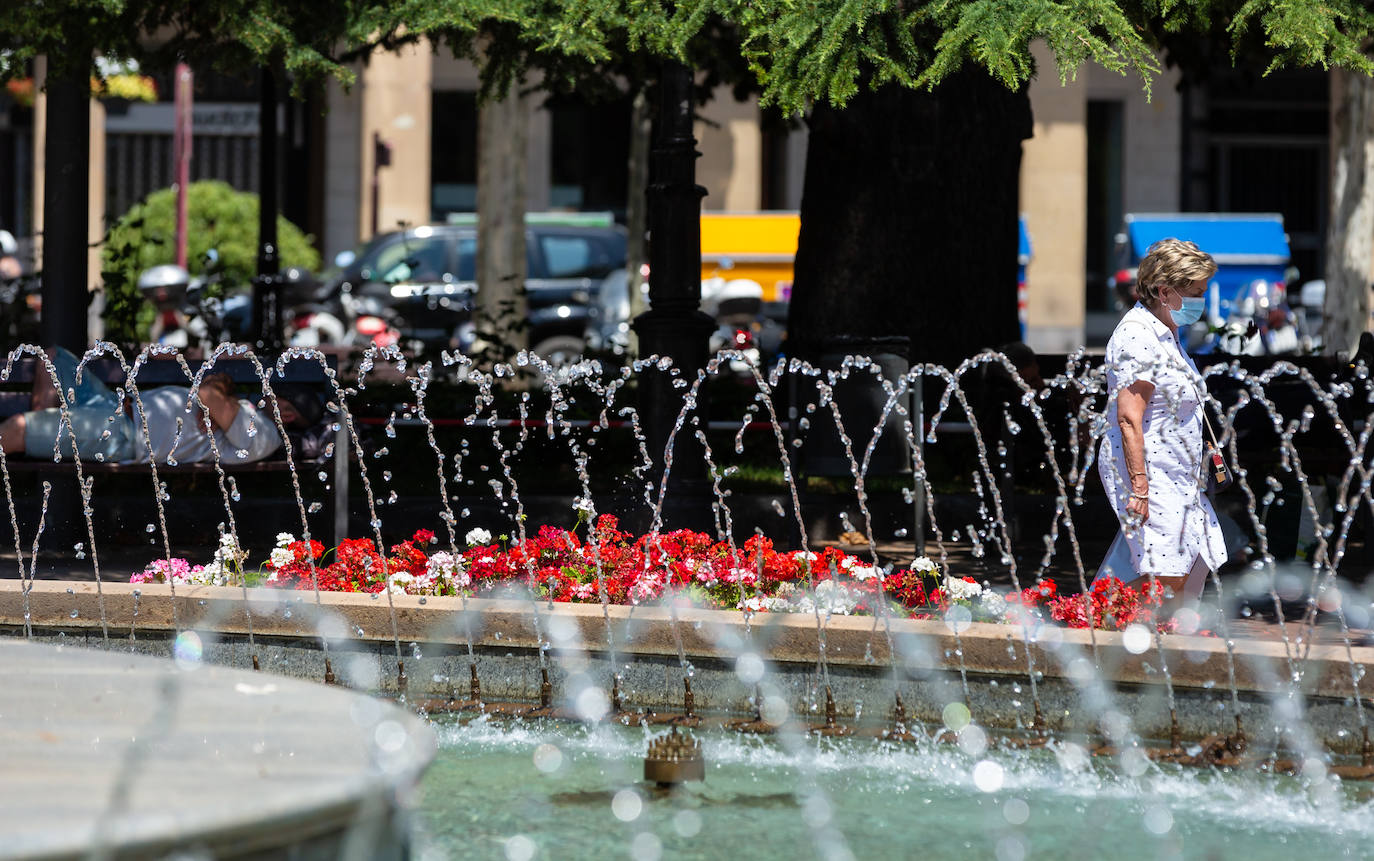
1099 238 1228 605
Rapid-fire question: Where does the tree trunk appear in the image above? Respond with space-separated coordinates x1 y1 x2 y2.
1322 68 1374 358
40 56 92 353
787 71 1032 368
624 84 652 354
475 88 529 361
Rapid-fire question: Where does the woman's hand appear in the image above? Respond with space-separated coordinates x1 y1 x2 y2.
1126 490 1149 525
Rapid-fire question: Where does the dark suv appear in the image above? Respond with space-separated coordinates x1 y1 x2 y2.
302 221 627 358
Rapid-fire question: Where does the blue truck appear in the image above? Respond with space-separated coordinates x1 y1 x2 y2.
1113 213 1300 353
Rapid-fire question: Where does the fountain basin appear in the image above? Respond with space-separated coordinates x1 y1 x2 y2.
3 580 1370 755
0 638 434 859
416 718 1374 860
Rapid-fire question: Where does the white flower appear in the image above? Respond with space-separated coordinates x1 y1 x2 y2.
838 556 856 569
270 547 293 568
911 557 938 574
794 551 818 563
465 527 493 547
807 580 858 615
573 497 596 516
979 591 1007 617
741 596 768 613
427 551 470 588
945 576 983 601
848 564 881 582
275 532 295 547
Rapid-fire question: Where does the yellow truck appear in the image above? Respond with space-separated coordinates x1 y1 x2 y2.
699 212 800 303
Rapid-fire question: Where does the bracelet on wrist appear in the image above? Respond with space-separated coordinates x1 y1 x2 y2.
1129 491 1149 501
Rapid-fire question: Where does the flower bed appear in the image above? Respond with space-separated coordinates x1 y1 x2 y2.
128 515 1172 632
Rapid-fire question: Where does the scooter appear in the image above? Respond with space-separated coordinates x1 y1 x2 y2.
1205 278 1303 356
139 252 320 351
700 262 766 374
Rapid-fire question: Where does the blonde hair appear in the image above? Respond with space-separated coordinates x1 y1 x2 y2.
1135 238 1217 308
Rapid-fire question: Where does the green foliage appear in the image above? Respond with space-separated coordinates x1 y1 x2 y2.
1232 0 1374 75
396 0 1374 115
8 1 1370 117
0 0 377 88
99 180 320 345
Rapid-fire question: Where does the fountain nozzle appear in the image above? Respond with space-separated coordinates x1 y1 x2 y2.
1229 715 1247 755
540 668 553 709
725 684 774 734
1363 725 1372 769
323 657 336 685
644 726 705 786
469 663 481 703
813 685 853 737
885 692 918 743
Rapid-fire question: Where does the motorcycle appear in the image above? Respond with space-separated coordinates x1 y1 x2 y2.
700 269 765 374
588 261 778 374
139 251 320 351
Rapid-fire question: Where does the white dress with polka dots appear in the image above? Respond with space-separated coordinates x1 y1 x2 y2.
1098 304 1228 576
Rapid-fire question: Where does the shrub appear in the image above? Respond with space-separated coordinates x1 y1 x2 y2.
100 180 320 346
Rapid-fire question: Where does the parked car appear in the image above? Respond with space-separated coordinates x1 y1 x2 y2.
294 219 627 357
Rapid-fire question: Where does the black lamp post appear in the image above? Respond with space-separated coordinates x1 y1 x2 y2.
632 60 715 508
251 66 282 353
40 60 91 354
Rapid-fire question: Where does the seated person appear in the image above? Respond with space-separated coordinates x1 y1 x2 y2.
0 348 311 465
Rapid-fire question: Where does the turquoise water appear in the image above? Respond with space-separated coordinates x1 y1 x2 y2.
415 717 1374 860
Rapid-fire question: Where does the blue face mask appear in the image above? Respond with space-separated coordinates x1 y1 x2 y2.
1170 296 1205 327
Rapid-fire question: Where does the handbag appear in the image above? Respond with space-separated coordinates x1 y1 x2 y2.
1200 410 1234 494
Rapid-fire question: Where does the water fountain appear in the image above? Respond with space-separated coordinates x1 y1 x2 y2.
4 341 1374 858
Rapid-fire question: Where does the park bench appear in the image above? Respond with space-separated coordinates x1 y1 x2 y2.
0 354 350 546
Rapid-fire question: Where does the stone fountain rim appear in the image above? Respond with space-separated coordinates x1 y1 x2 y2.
2 580 1369 703
0 637 434 859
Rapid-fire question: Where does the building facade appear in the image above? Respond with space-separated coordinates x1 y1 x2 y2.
0 44 1341 353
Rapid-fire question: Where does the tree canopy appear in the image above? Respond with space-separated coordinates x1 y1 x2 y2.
378 1 1374 111
6 1 1370 122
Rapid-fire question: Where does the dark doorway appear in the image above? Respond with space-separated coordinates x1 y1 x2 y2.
1085 100 1124 311
1183 68 1329 283
431 90 478 220
548 93 631 218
